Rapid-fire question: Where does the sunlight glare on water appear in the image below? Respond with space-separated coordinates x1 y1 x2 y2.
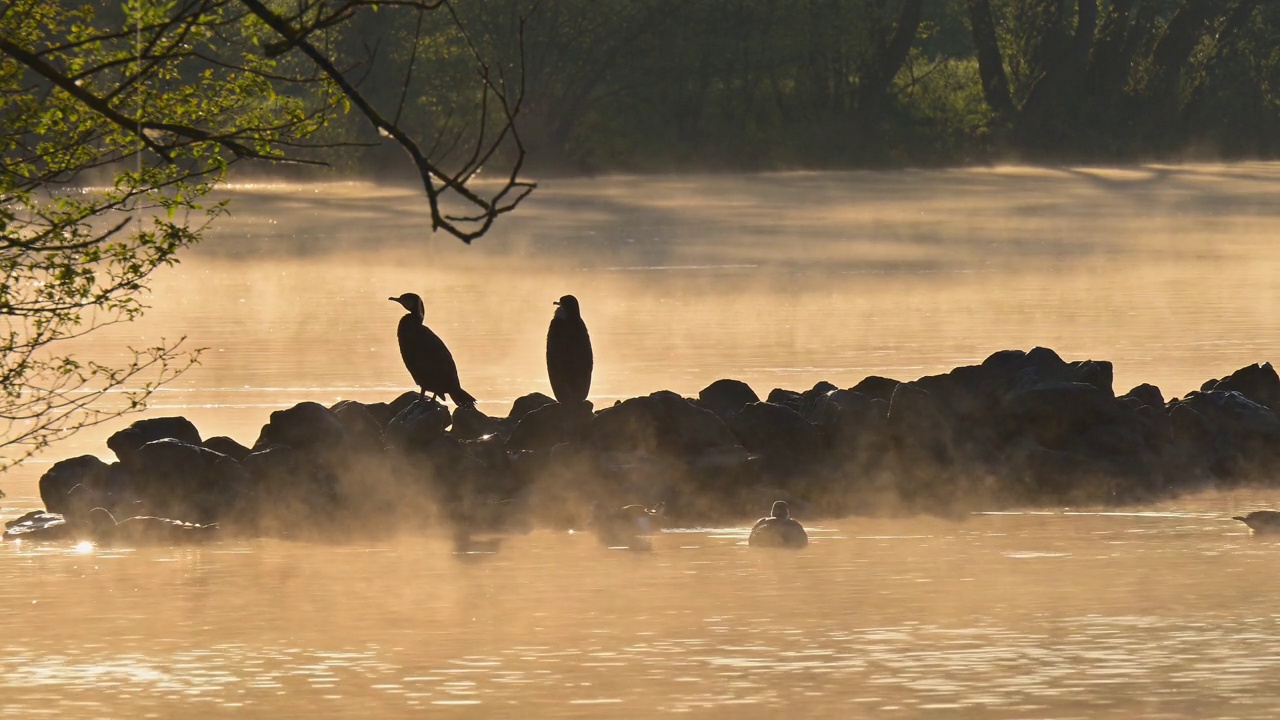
4 164 1280 717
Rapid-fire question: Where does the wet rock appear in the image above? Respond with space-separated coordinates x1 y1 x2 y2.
1002 381 1122 449
728 402 826 468
107 416 201 463
850 375 901 402
507 402 591 452
1167 391 1280 480
1121 383 1165 409
253 401 346 452
451 405 504 441
765 388 802 412
124 439 254 524
591 392 739 458
38 455 111 515
698 379 760 421
202 436 252 462
387 391 422 420
812 390 887 457
241 444 336 516
795 381 838 422
1211 363 1280 411
887 383 954 460
330 400 387 452
507 392 557 425
1070 359 1114 395
384 399 452 453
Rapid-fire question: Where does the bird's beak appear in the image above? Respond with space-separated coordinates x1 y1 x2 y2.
388 297 397 302
553 301 560 306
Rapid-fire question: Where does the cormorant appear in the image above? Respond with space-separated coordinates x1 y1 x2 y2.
748 501 808 548
389 292 476 408
546 295 593 405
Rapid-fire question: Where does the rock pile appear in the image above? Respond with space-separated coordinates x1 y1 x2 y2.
16 348 1280 538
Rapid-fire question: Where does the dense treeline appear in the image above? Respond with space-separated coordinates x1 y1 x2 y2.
321 0 1280 173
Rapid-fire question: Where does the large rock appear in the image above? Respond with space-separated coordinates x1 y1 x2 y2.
202 436 252 462
1121 383 1164 409
330 400 387 451
728 402 826 467
591 392 739 458
123 439 254 524
507 402 591 452
384 399 452 452
1211 363 1280 411
451 405 504 441
253 401 346 451
507 392 557 425
849 376 901 402
1001 381 1122 449
38 455 112 515
241 444 336 516
810 390 886 456
698 379 759 421
107 416 201 463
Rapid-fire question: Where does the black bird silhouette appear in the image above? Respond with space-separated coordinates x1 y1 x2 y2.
389 292 476 408
546 295 593 405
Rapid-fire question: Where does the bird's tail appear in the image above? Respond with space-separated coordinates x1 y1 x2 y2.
452 388 477 409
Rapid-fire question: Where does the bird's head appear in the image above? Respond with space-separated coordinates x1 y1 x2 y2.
553 294 581 319
771 500 790 520
389 292 425 318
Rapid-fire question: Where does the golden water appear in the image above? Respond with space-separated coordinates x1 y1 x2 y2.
4 163 1280 717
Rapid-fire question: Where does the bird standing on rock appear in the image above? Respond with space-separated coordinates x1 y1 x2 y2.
546 294 593 405
389 292 476 408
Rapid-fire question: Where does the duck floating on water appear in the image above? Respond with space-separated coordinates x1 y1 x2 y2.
1233 511 1280 535
749 501 808 548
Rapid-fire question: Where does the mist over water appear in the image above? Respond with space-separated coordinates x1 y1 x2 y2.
5 164 1280 717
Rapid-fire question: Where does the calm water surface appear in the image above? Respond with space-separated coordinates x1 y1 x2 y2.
4 164 1280 717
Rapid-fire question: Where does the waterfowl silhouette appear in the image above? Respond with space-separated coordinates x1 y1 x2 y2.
546 295 593 406
389 292 476 408
748 501 808 548
592 501 664 548
1233 510 1280 535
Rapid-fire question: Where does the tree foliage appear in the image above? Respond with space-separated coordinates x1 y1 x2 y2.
0 0 534 467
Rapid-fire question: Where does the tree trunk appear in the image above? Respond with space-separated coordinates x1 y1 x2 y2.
854 0 925 129
964 0 1016 123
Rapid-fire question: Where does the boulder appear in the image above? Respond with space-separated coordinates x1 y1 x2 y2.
850 375 901 402
1070 359 1114 395
384 399 452 453
253 401 346 452
241 444 336 514
765 388 802 412
591 392 739 458
507 401 591 452
451 405 504 441
107 416 201 463
202 436 252 462
1001 381 1122 449
697 379 759 421
123 439 254 524
727 402 826 467
329 400 386 454
507 392 557 425
38 455 111 515
798 381 839 422
1211 363 1280 411
387 391 423 420
1121 383 1165 409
